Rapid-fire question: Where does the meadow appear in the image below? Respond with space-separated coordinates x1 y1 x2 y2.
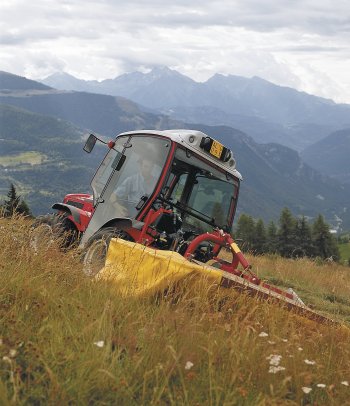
1 217 350 405
0 152 46 167
339 241 350 265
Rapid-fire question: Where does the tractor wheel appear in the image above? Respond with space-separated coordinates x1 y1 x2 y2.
81 227 133 277
31 213 78 253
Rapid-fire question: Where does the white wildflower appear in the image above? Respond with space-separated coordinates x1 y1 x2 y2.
269 365 286 374
302 387 312 394
259 332 268 337
298 347 303 351
266 354 282 366
282 339 288 342
185 361 194 370
317 384 326 388
266 354 285 373
93 340 104 348
341 381 349 386
9 349 17 358
304 359 316 365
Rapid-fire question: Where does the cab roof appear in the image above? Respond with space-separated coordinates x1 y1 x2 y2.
117 129 243 181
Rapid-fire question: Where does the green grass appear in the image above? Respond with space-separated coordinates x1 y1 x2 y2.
338 243 350 264
0 151 47 167
1 217 350 405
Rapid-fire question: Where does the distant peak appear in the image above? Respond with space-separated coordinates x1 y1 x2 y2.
148 65 192 80
150 65 172 73
43 71 77 80
149 65 178 77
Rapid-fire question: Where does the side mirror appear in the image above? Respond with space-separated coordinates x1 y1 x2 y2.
83 134 97 153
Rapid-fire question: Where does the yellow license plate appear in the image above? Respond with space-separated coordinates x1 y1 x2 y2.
210 140 223 158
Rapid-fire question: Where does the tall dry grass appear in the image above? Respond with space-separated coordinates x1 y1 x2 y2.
1 216 350 405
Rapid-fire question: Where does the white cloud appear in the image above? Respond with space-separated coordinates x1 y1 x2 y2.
1 0 350 102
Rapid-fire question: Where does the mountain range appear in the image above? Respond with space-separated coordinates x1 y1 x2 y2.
42 67 350 153
0 70 349 230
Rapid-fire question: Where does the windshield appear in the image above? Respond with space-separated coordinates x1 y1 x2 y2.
104 136 169 218
164 147 239 233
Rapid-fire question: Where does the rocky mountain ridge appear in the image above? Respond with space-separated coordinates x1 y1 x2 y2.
41 67 350 151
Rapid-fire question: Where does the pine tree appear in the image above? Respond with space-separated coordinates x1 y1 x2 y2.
252 219 266 254
2 184 19 217
277 207 297 257
294 216 314 257
265 220 278 254
312 215 339 260
1 183 31 217
235 213 255 251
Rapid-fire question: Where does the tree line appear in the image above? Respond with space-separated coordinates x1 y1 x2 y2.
234 208 340 261
0 184 342 262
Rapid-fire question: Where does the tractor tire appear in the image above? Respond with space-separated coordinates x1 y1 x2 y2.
81 227 133 277
31 213 78 253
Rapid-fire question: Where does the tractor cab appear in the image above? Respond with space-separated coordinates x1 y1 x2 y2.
34 129 242 272
79 130 242 254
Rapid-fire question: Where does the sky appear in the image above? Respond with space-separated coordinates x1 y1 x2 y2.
1 0 350 103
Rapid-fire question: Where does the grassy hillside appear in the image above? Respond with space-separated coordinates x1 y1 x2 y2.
0 89 181 138
0 104 103 214
0 151 46 166
1 217 350 405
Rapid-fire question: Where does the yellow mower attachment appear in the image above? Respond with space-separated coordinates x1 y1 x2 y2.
97 238 223 297
96 238 337 325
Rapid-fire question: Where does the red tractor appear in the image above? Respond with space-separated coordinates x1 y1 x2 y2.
35 129 240 269
32 129 331 323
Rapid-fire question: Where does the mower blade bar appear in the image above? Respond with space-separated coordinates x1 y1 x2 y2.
218 269 337 325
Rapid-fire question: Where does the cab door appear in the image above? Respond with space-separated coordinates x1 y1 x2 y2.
80 134 171 245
